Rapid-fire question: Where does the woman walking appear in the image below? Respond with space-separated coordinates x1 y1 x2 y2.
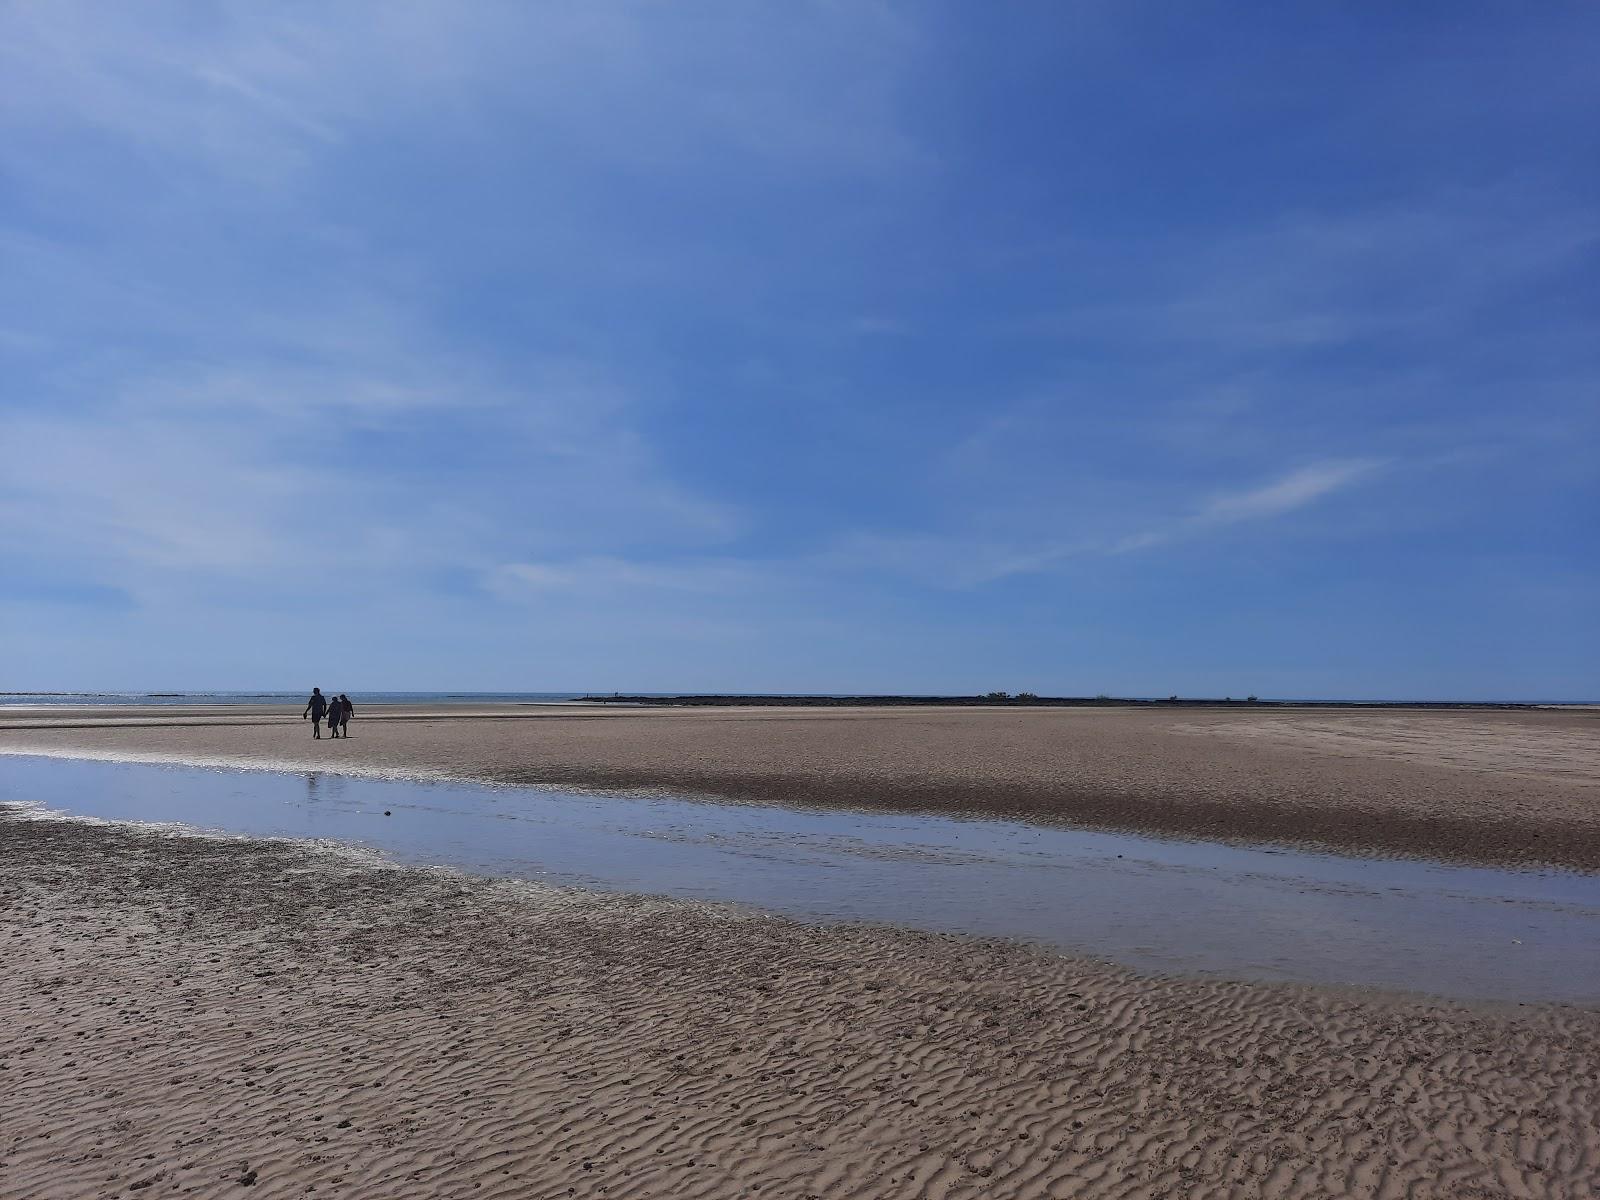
337 694 353 738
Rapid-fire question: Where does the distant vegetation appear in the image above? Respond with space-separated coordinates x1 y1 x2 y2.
579 694 1541 711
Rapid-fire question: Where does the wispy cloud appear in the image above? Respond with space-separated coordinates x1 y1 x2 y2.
825 458 1388 586
1112 458 1385 551
1193 457 1383 525
0 336 741 593
1013 188 1599 358
0 3 926 194
490 557 758 598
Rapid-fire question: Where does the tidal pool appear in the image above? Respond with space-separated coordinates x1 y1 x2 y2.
3 753 1597 1005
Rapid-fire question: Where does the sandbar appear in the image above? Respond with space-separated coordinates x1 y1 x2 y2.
3 703 1597 868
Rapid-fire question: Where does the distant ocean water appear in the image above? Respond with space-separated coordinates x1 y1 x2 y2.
2 691 1589 709
0 692 588 708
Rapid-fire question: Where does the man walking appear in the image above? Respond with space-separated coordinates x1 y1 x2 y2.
303 687 328 739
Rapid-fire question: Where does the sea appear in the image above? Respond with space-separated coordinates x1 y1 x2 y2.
1 691 1588 708
0 692 589 708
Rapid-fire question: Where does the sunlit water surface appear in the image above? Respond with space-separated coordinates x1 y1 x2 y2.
3 753 1597 1005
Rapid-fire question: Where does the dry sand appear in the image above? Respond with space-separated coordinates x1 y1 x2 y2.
3 704 1597 868
5 809 1599 1200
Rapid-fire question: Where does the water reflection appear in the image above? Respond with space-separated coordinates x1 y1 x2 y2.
3 752 1598 1005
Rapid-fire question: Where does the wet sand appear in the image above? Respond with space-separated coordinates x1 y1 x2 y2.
3 703 1597 868
5 809 1599 1199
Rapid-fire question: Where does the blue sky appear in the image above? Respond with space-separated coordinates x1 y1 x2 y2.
2 3 1595 699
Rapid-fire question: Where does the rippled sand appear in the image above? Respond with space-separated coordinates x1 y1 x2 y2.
5 812 1599 1199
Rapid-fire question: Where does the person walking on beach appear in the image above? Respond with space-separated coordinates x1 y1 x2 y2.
327 691 343 738
337 694 353 738
303 687 328 739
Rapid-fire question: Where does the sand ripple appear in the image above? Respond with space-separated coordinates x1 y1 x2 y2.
3 813 1598 1198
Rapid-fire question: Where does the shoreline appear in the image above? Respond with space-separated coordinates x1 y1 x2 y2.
5 742 1599 887
2 704 1597 871
14 758 1598 1006
5 809 1599 1198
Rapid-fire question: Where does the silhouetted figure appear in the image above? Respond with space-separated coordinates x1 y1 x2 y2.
338 694 353 737
303 687 328 739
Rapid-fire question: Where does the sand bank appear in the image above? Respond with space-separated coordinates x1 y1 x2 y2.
4 809 1598 1199
3 704 1597 869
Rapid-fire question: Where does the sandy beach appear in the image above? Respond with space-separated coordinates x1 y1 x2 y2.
5 809 1599 1199
5 704 1600 1197
3 703 1597 869
10 1 1593 1195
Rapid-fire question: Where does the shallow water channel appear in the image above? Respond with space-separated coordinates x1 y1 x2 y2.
4 753 1598 1005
